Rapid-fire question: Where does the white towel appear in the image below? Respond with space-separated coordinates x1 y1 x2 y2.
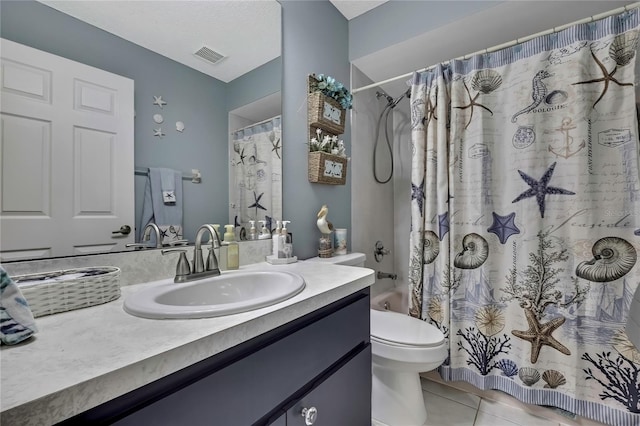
0 266 38 345
160 169 176 204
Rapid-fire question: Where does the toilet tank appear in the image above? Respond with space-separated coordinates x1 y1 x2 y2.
305 252 366 267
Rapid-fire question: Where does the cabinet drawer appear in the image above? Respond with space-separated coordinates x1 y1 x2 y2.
105 292 370 426
287 345 372 426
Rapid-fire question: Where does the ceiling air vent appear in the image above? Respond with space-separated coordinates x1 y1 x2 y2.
194 46 225 65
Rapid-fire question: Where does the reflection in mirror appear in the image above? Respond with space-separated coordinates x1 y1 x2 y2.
229 95 282 240
0 0 281 262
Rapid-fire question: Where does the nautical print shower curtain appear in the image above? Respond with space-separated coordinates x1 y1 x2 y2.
408 9 640 425
230 116 282 233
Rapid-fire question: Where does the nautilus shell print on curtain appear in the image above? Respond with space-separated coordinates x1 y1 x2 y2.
454 233 489 269
575 237 637 282
423 231 440 264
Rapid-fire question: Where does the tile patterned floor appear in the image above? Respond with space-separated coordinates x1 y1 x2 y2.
416 376 608 426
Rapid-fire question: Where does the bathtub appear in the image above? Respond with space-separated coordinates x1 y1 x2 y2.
370 289 408 313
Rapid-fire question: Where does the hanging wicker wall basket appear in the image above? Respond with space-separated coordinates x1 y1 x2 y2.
307 76 346 135
308 151 347 185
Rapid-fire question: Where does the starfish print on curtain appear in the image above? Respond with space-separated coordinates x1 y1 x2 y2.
248 191 266 217
512 162 575 218
572 32 637 108
487 212 520 244
512 308 571 363
411 177 425 214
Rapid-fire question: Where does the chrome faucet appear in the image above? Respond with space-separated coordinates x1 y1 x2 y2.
377 271 397 280
161 224 221 283
193 224 221 274
142 223 163 248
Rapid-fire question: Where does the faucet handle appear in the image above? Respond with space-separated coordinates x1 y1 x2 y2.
206 246 220 272
125 243 151 249
167 239 189 247
162 248 191 282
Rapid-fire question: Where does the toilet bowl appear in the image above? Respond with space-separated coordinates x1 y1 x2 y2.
370 309 447 426
305 253 447 426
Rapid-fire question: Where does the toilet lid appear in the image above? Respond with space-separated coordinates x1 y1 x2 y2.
370 309 445 347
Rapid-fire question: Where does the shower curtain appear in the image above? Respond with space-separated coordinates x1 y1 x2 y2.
408 9 640 426
230 116 282 233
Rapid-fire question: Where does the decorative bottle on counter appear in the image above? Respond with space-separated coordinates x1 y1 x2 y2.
248 220 257 241
281 220 292 258
273 220 282 257
224 224 239 269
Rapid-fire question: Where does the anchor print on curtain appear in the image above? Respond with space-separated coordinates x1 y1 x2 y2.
408 9 640 426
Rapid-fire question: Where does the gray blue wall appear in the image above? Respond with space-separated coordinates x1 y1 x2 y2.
1 0 280 244
281 0 351 259
227 57 282 112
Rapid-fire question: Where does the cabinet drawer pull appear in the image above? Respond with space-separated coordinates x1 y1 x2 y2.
301 406 317 425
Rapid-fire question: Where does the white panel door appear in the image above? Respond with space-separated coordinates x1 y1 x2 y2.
0 38 134 260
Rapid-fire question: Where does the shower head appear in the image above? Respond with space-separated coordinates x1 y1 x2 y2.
376 91 394 105
390 89 411 108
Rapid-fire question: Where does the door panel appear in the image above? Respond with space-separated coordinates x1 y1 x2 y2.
0 38 134 260
1 114 51 214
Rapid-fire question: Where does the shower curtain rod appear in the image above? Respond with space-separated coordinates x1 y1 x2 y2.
351 1 640 95
230 114 281 135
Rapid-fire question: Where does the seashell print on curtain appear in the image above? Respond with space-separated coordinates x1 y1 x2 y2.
408 8 640 426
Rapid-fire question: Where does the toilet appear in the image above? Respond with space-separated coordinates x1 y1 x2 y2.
305 253 447 426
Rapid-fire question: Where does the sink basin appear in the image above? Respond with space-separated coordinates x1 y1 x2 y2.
123 270 305 319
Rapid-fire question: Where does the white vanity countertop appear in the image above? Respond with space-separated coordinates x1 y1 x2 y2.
0 261 374 425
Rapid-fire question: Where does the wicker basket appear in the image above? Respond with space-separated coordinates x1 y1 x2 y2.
14 267 121 318
308 151 347 185
308 92 346 135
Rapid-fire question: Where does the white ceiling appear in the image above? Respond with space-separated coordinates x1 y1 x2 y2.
38 0 281 83
330 0 388 20
33 1 376 85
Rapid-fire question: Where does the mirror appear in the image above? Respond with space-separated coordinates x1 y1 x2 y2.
0 0 281 262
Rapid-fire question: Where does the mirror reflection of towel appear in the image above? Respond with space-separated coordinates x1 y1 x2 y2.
160 169 176 204
139 168 183 245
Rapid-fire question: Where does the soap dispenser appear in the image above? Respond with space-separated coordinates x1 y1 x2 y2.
272 220 282 257
281 220 292 258
258 220 271 240
223 224 239 269
249 220 257 241
212 224 221 244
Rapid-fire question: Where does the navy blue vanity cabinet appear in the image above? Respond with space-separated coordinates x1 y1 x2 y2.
286 347 371 425
60 289 371 426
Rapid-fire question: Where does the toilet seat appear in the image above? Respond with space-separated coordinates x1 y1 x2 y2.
370 309 444 348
